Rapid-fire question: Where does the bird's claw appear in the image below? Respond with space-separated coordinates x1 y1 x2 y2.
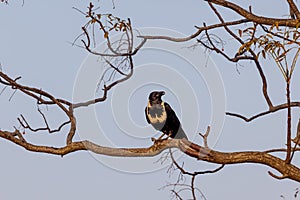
151 137 167 143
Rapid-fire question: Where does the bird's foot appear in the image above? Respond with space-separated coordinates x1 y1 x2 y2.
151 137 168 143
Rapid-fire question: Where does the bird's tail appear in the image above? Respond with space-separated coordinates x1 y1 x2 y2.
174 126 188 140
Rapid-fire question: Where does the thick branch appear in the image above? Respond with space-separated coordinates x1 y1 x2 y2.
0 130 181 156
205 0 298 27
2 129 300 182
179 140 300 182
287 0 300 19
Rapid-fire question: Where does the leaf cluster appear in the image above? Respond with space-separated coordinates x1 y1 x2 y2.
238 23 300 81
86 2 131 39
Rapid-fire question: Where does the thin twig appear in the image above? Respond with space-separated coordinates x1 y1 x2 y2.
226 101 300 122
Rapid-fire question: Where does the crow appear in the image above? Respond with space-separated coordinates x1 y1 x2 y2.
145 91 188 140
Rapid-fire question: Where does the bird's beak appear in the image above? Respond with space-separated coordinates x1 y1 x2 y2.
160 91 165 96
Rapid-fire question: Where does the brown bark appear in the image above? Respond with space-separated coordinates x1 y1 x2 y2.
2 129 300 182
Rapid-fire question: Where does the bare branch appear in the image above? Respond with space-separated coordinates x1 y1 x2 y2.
226 102 300 122
199 126 210 148
17 108 71 134
0 71 72 107
268 171 289 180
179 139 300 182
264 147 300 154
1 127 300 183
207 2 274 108
205 0 297 27
139 19 249 42
168 149 222 200
287 0 300 19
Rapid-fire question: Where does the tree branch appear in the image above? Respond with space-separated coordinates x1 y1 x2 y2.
205 0 298 27
226 101 300 122
1 128 300 182
179 139 300 182
17 108 71 134
207 2 274 108
138 19 249 42
287 0 300 19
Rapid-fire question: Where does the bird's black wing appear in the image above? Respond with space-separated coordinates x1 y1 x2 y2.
145 107 150 124
164 102 188 139
164 102 179 124
164 102 180 132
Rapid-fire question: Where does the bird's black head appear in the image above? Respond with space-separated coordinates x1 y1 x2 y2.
148 91 165 105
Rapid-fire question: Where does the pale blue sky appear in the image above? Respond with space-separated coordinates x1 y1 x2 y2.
0 1 300 199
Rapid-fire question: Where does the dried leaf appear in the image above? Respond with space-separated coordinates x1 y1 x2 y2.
275 21 279 30
238 29 243 37
104 31 108 38
262 50 266 58
256 51 261 60
296 21 300 29
266 33 273 38
91 18 96 24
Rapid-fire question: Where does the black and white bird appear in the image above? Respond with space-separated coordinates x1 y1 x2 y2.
145 91 188 140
